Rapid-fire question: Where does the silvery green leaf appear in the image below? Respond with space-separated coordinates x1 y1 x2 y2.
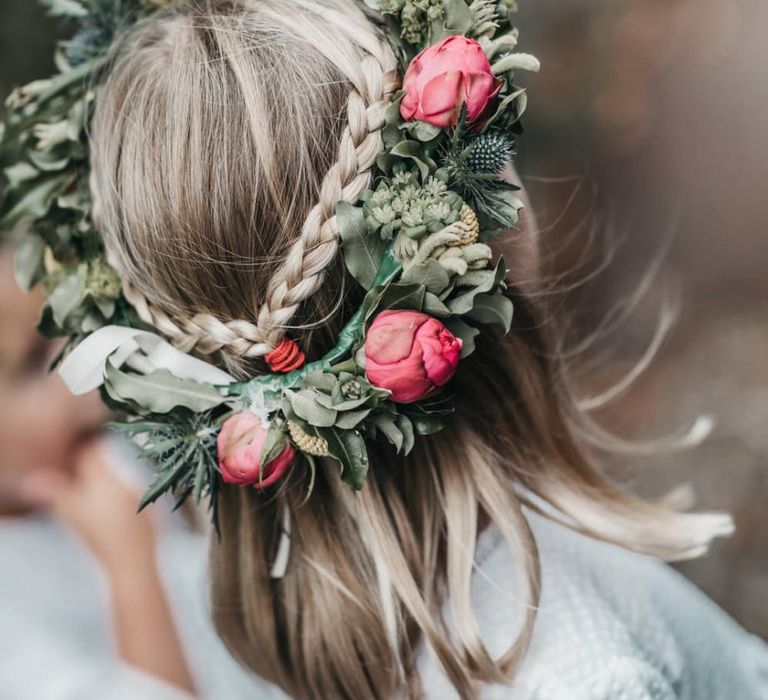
354 345 367 369
365 283 426 321
447 270 497 315
0 173 72 230
40 0 88 17
401 260 451 295
444 318 481 358
14 235 45 292
321 428 369 490
396 414 415 454
492 53 541 75
28 150 71 173
441 0 475 34
104 362 227 414
48 272 84 327
289 389 338 428
373 413 404 452
315 391 371 413
4 162 39 187
466 291 514 332
302 370 337 393
423 291 451 317
92 296 116 320
335 408 372 430
401 120 442 143
259 427 289 467
483 88 528 132
338 201 387 290
389 141 436 180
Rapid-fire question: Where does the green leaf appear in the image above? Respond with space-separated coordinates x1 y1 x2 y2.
259 426 289 467
322 428 370 490
444 318 481 358
422 291 452 317
0 173 72 231
466 292 514 332
289 389 338 427
373 413 404 452
48 272 85 327
335 408 372 430
14 235 46 292
104 362 227 414
401 120 443 143
365 283 426 322
4 162 39 187
441 0 475 34
138 443 197 511
338 201 387 290
409 412 447 436
400 259 451 295
483 88 527 132
40 0 88 18
389 140 436 180
396 414 416 454
447 258 506 315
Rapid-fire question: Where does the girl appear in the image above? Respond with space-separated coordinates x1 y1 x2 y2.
8 0 768 698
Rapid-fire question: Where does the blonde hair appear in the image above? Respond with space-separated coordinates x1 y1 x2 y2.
90 2 732 698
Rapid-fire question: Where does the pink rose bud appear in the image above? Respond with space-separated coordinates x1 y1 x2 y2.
400 35 502 128
365 310 463 404
217 413 295 489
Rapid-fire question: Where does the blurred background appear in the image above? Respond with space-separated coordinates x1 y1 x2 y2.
1 0 766 639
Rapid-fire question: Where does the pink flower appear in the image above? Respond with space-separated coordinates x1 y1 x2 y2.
217 413 295 489
400 35 502 128
365 310 463 404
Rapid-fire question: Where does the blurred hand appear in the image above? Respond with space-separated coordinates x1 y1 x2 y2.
21 438 156 572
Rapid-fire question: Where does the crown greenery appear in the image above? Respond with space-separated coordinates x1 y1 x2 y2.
0 0 538 529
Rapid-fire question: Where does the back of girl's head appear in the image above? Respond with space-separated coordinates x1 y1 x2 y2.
90 2 732 698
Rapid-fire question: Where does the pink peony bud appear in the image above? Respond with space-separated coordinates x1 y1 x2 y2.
365 310 463 404
400 35 502 128
217 413 295 489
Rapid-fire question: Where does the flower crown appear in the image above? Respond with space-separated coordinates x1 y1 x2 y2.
0 0 539 529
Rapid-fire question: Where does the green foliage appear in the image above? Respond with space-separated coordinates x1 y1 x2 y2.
441 109 523 229
111 410 224 532
360 170 463 242
0 1 166 338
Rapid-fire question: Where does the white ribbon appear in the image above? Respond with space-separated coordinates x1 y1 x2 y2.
59 325 235 395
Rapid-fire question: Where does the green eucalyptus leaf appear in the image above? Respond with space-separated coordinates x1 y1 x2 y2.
14 234 46 292
289 389 338 428
466 291 514 332
4 162 39 187
338 201 387 290
335 408 372 430
0 173 72 231
365 283 426 322
104 362 227 414
401 120 443 143
48 272 85 327
396 414 416 454
302 370 338 393
441 0 474 34
28 150 71 173
40 0 88 18
408 412 447 435
483 88 527 132
259 427 289 467
321 428 369 490
401 259 451 295
389 141 436 180
444 318 481 358
373 413 404 452
423 291 452 317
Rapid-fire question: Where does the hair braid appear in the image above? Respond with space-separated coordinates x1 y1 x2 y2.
123 44 398 361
